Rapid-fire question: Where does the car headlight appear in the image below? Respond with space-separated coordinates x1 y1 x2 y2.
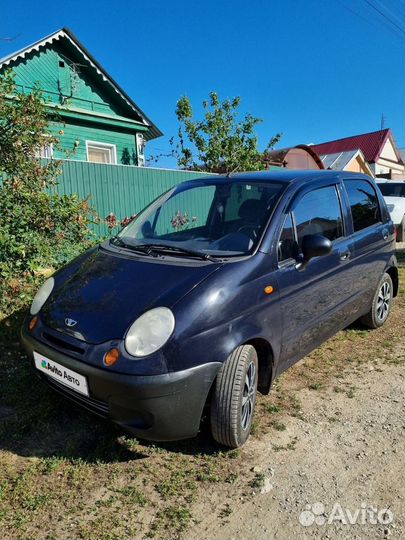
125 307 175 357
30 277 55 315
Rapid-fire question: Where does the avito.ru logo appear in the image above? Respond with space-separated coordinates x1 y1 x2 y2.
299 502 394 527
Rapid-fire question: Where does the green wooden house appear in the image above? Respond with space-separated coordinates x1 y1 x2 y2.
0 28 162 166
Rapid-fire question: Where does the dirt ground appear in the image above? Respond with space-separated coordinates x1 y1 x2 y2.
0 264 404 540
188 346 404 540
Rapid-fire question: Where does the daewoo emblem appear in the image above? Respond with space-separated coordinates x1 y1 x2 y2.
65 318 77 328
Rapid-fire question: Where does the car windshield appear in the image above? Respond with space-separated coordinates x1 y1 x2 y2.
115 179 285 258
378 183 405 198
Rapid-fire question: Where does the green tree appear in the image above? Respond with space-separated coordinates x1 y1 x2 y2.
173 91 281 173
0 70 95 314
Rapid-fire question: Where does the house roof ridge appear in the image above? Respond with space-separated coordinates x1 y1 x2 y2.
0 28 163 141
312 128 400 163
314 128 390 148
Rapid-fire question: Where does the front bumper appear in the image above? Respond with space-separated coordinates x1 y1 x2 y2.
21 329 220 441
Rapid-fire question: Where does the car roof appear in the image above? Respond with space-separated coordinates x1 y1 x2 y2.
185 169 372 186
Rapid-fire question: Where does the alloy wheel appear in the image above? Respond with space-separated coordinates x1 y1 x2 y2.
376 281 391 322
241 361 256 430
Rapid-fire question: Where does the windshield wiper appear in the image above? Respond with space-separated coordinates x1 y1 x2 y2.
109 237 158 256
110 237 217 261
140 243 216 262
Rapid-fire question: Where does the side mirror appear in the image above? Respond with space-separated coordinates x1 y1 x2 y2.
296 234 332 271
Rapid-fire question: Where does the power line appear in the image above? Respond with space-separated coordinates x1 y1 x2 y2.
336 0 403 37
374 0 404 27
363 0 405 34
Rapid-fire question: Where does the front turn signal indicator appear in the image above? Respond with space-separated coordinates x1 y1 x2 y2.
104 348 120 367
28 316 38 332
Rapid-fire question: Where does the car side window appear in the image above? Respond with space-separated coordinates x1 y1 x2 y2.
343 179 381 232
293 185 343 247
278 213 298 262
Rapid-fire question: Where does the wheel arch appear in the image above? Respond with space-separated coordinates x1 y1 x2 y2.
386 265 399 297
201 336 275 427
244 338 275 395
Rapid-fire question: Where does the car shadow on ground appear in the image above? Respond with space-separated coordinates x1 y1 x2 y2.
0 310 223 464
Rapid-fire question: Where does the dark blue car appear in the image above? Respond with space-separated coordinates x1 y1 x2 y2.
21 170 398 447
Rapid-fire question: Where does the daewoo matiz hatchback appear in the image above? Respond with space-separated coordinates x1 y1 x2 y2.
21 170 398 448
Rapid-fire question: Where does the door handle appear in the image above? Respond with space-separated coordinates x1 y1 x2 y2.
382 228 389 240
340 251 350 261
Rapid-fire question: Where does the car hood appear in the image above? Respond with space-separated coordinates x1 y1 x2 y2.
41 245 222 343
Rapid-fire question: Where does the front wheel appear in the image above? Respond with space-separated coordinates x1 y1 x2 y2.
210 345 258 448
360 273 393 329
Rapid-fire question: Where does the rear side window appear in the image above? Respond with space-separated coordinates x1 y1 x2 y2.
344 179 381 232
293 185 343 246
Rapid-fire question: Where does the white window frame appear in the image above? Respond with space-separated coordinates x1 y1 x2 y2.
136 133 146 167
86 140 117 165
35 134 54 159
36 143 54 159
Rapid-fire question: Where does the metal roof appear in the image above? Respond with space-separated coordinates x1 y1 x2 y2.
0 27 163 141
265 144 324 169
320 149 359 169
312 129 403 164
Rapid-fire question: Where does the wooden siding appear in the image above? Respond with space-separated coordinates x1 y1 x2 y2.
9 45 122 117
2 41 148 160
50 121 137 164
53 160 215 237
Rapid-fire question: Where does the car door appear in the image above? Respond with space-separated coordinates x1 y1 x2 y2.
274 182 355 373
341 178 392 312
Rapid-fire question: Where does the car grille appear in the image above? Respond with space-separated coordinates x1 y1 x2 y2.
44 376 109 418
42 331 86 356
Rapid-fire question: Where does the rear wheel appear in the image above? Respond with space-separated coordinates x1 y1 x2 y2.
360 273 393 329
210 345 258 448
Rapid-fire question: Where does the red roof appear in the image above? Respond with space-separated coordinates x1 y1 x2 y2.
312 129 400 163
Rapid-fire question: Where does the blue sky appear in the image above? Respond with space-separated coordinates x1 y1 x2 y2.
1 0 404 167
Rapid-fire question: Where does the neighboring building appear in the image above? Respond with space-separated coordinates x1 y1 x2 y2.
319 148 373 176
0 28 162 166
265 145 324 170
312 129 404 179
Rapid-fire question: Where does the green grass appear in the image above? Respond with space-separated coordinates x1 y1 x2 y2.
147 506 193 539
272 436 299 452
270 420 287 431
249 473 265 489
267 404 282 414
219 504 232 518
308 382 324 390
115 486 148 506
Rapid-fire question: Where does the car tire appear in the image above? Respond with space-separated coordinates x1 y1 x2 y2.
360 273 393 329
210 344 258 448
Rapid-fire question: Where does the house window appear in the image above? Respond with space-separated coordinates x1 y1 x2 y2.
86 141 117 164
35 143 54 159
136 133 146 167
